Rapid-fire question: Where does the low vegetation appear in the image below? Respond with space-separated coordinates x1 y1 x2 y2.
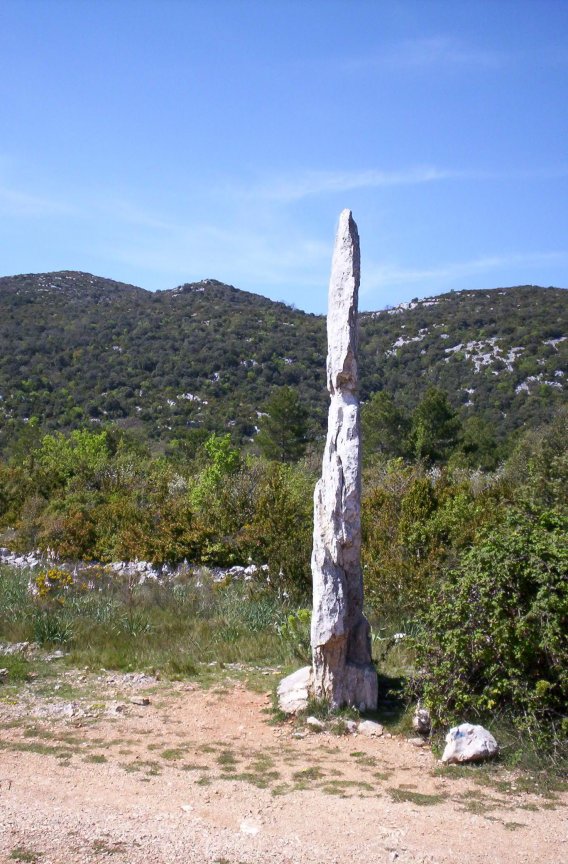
0 566 296 676
0 405 566 772
0 274 566 775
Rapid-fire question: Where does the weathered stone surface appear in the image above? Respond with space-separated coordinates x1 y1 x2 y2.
441 723 499 764
277 665 311 714
0 641 32 656
311 209 378 711
306 716 325 731
412 706 431 735
358 720 384 737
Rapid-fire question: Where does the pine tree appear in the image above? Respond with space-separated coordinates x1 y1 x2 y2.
410 387 461 463
256 386 309 463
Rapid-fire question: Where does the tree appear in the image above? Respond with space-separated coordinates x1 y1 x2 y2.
361 391 410 461
190 433 241 509
36 429 111 490
459 416 500 470
256 386 309 463
410 387 461 463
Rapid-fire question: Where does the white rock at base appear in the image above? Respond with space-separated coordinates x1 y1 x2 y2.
358 719 384 737
277 665 312 714
306 716 325 731
441 723 498 764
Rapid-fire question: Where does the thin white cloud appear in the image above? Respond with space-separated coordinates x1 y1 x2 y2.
0 180 182 231
388 36 506 69
104 221 330 291
93 196 179 232
0 185 76 218
363 251 568 294
238 166 458 203
228 163 568 204
344 36 507 73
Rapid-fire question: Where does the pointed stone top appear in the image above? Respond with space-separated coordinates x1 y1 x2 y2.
327 210 360 394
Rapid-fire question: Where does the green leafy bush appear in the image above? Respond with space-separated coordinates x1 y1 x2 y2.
278 608 311 663
411 505 568 735
239 461 313 600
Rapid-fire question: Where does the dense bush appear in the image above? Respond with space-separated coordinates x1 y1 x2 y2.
361 459 498 618
411 504 567 736
0 429 315 597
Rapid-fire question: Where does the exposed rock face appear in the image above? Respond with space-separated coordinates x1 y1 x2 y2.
310 210 378 711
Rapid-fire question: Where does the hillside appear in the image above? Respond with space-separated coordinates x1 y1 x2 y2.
0 271 566 452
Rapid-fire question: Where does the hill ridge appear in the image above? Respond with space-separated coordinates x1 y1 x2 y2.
0 272 566 451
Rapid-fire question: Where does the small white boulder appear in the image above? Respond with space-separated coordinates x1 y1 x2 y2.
441 723 498 764
358 720 384 737
277 665 312 714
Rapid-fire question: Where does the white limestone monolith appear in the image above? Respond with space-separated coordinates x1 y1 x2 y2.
310 209 378 710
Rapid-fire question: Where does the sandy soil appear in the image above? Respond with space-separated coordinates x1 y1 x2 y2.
0 668 566 864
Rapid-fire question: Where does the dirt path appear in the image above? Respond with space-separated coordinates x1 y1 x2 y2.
0 669 566 864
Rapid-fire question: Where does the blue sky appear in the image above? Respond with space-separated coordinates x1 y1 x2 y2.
1 0 567 313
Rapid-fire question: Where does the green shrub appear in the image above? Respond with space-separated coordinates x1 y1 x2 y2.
411 505 568 738
240 461 313 601
278 608 311 663
361 460 493 619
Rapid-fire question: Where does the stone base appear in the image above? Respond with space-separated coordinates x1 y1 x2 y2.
341 661 378 712
277 662 378 715
277 666 312 714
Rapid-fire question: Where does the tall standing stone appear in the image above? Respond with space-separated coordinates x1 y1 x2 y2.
276 209 378 715
310 209 377 710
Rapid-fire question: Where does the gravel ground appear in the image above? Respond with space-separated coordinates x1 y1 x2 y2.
0 670 566 864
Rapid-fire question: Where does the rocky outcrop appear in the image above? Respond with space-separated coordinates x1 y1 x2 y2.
310 210 377 711
0 547 268 586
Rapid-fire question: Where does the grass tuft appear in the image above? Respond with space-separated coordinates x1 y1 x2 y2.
388 788 447 806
